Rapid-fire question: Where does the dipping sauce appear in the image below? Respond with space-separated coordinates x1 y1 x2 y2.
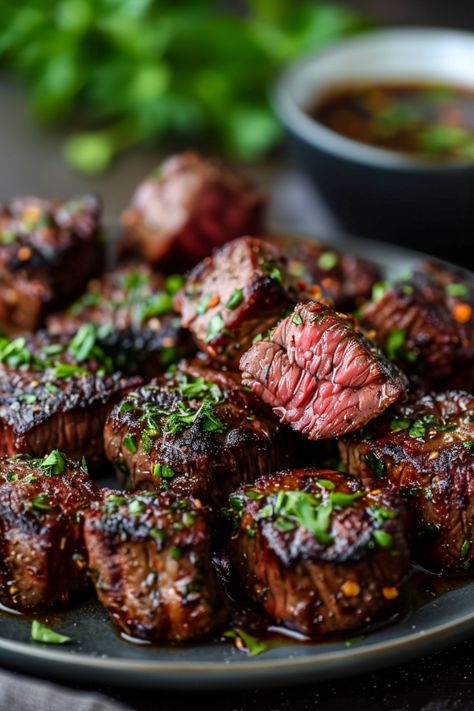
310 82 474 161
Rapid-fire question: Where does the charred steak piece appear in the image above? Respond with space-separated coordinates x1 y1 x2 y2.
228 468 409 636
0 195 103 333
104 360 290 507
361 267 474 391
119 152 263 271
175 236 309 366
47 265 193 376
339 390 474 571
0 330 140 463
0 451 97 612
240 301 407 440
271 235 380 311
84 490 228 641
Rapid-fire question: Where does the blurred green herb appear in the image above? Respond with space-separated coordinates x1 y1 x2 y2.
0 1 369 173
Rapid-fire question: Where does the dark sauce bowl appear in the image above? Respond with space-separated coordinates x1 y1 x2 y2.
273 28 474 267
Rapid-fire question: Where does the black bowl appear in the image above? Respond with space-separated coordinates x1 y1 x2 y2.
273 28 474 267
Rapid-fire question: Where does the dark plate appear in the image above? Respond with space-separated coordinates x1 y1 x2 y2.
1 232 472 690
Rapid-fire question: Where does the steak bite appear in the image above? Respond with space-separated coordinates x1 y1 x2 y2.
104 360 290 507
47 265 192 376
361 267 474 390
119 152 264 271
0 330 140 463
84 490 228 641
0 195 103 333
271 235 380 311
175 236 309 365
0 451 98 612
228 468 409 636
339 390 474 571
240 301 407 440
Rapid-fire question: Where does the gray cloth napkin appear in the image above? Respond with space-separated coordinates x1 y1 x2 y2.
0 669 130 711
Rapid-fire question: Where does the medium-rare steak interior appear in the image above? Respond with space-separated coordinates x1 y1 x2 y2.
84 489 228 641
119 152 264 271
47 265 193 376
339 390 474 571
104 360 290 507
175 236 310 366
0 451 97 612
0 195 103 333
228 468 409 636
240 301 407 440
361 266 474 391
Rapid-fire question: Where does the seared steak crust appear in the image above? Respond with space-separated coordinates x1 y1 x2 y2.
84 490 228 641
175 236 306 365
339 391 474 571
104 360 290 507
228 468 409 636
0 452 98 611
361 267 474 390
240 301 407 439
119 152 263 271
47 265 192 376
0 195 103 333
272 235 380 311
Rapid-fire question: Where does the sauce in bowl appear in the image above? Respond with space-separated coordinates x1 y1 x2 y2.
309 82 474 161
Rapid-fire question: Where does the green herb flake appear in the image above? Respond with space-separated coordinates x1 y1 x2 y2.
329 491 363 507
153 462 176 479
196 294 212 315
165 274 185 295
123 435 137 453
463 441 474 449
223 628 269 656
128 499 145 515
446 283 469 297
318 251 338 271
345 635 366 647
461 539 471 558
361 452 386 479
292 312 303 326
31 621 71 645
386 329 407 361
226 287 244 310
371 281 389 302
205 313 225 343
372 530 393 549
170 546 183 560
39 450 66 476
30 493 53 511
317 478 336 490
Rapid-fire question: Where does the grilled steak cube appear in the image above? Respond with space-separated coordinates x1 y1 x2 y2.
228 468 409 636
339 390 474 571
0 195 103 333
104 360 290 507
361 266 474 390
175 236 306 365
119 152 263 271
240 301 407 440
47 265 193 376
84 490 228 641
272 235 380 311
0 330 140 463
0 451 98 611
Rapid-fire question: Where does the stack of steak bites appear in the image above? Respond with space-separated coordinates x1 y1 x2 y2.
1 151 473 649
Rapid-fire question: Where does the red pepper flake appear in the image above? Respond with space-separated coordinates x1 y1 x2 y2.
18 246 32 261
208 294 220 308
453 303 472 323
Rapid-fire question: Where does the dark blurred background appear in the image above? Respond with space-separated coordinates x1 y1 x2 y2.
0 0 473 226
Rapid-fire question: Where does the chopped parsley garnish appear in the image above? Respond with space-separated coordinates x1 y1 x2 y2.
128 499 145 515
386 329 407 361
165 274 185 295
318 250 338 271
196 293 212 315
123 435 137 453
226 287 244 310
330 491 364 507
205 313 225 342
31 621 71 645
361 452 386 479
463 441 474 449
30 493 54 511
445 283 469 297
223 628 269 656
38 450 66 476
460 539 471 557
170 546 183 560
153 463 176 479
371 281 389 302
372 530 393 549
292 312 303 326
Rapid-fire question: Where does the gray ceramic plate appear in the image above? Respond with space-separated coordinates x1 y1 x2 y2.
1 232 473 690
